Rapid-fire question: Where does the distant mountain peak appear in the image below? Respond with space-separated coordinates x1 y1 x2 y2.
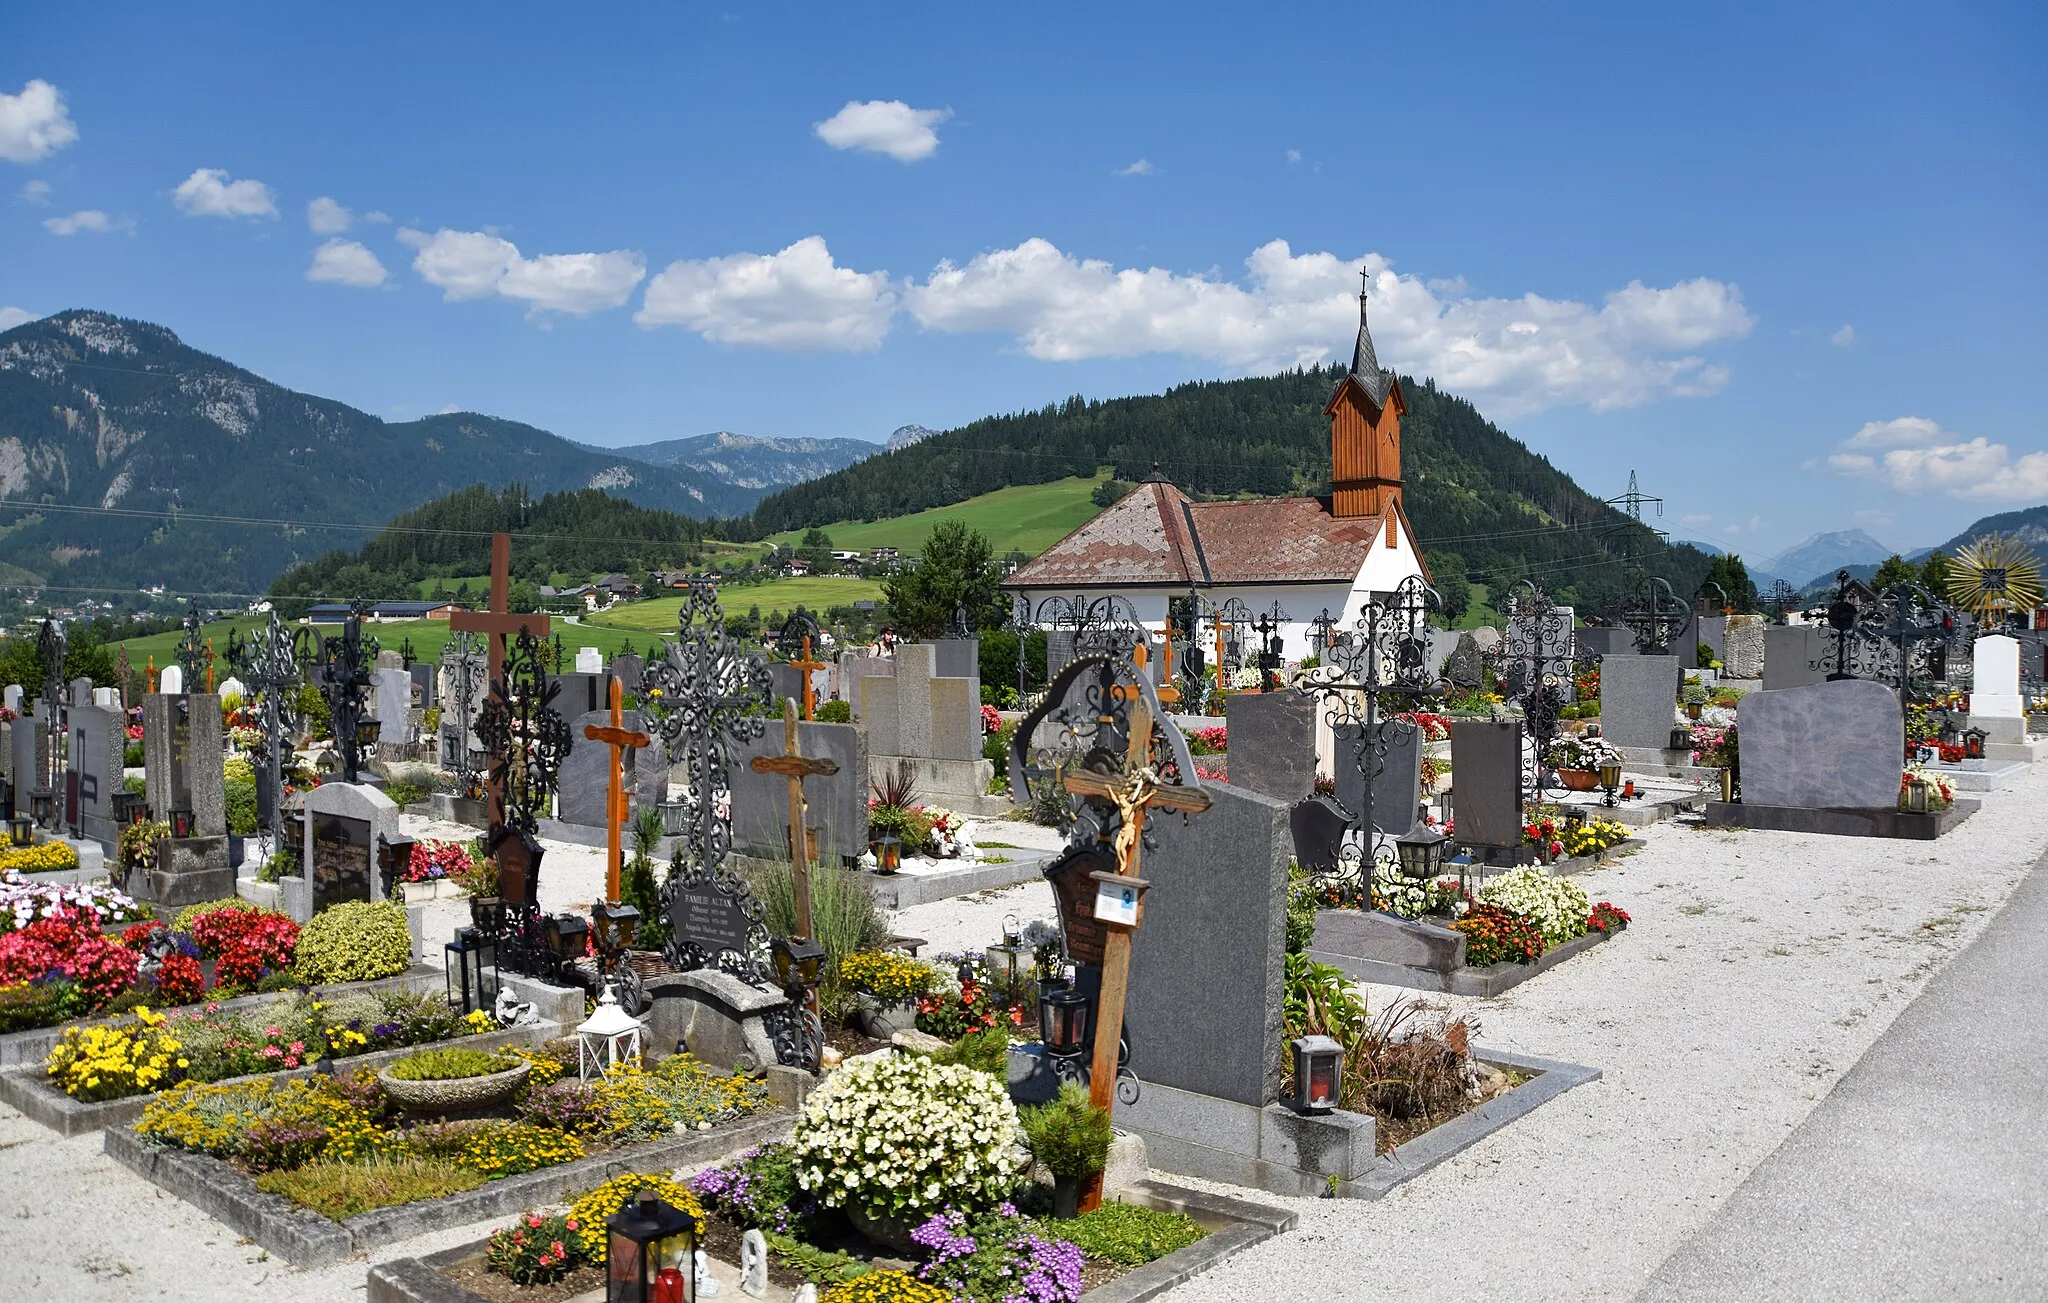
1761 528 1895 589
603 430 877 493
886 424 938 451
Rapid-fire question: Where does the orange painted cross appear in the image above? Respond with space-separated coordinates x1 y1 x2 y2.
449 532 552 834
583 677 650 902
788 635 828 721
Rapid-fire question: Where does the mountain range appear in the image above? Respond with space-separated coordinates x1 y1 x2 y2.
0 311 874 596
1753 529 1895 590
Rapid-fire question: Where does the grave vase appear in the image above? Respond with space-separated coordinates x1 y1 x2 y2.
1557 768 1600 792
1052 1175 1082 1220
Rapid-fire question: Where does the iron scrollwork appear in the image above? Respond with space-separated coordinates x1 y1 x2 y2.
1497 580 1573 803
225 610 309 837
473 628 570 834
1618 576 1689 657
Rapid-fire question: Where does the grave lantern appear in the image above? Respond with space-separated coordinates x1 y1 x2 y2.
9 813 33 847
984 915 1029 988
1905 776 1931 814
29 786 55 830
544 913 590 969
578 982 644 1081
1394 824 1447 880
1290 1034 1344 1114
377 834 417 899
605 1189 696 1303
490 826 545 906
471 894 506 940
1962 727 1987 761
168 806 193 839
1039 985 1089 1059
770 934 826 993
593 901 641 955
1598 762 1622 808
870 834 902 873
357 716 382 747
444 927 498 1014
656 800 689 837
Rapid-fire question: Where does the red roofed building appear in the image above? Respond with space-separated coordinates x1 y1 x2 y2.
1003 280 1427 661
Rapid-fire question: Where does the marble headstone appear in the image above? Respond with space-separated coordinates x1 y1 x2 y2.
1763 625 1828 691
729 720 868 865
1449 719 1523 850
552 672 608 719
1723 615 1766 679
1738 679 1903 808
371 668 415 744
2 685 20 714
375 649 405 670
1599 654 1681 750
575 646 604 674
158 665 184 695
1124 781 1291 1107
1972 634 2024 720
836 655 894 722
1223 692 1318 804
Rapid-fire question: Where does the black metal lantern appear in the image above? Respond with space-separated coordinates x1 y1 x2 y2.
170 806 194 838
444 927 498 1013
1039 984 1089 1059
1394 824 1447 879
470 894 506 940
770 934 827 992
378 834 417 898
357 716 382 747
29 786 55 831
1963 727 1988 761
606 1190 696 1303
545 913 590 967
593 901 641 955
1669 725 1694 750
9 813 33 847
870 834 902 873
1290 1034 1344 1114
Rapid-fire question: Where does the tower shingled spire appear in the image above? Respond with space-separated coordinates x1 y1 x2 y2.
1349 266 1392 408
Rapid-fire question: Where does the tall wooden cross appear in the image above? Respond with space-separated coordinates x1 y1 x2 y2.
1059 695 1211 1210
583 677 650 902
449 532 552 833
1130 631 1179 707
749 699 839 940
789 635 828 721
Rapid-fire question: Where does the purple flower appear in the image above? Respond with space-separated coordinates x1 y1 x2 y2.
911 1210 977 1267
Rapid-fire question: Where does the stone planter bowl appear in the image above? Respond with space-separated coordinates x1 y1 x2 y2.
853 998 918 1040
377 1059 529 1114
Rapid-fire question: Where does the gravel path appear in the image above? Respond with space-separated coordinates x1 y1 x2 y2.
2 775 2040 1300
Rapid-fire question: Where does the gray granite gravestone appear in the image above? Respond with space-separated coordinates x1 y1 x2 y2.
1044 629 1077 681
729 720 868 865
1695 614 1727 663
143 692 227 835
859 643 991 803
1738 679 1903 808
1224 692 1318 804
1723 614 1766 679
297 781 401 919
552 672 608 720
407 662 436 708
1599 654 1681 750
1125 781 1291 1107
765 662 803 705
609 652 645 695
836 655 894 722
930 638 981 689
1333 717 1422 835
66 697 126 854
10 705 47 794
1576 626 1634 658
556 707 663 828
1450 718 1523 850
1289 795 1351 873
371 668 415 744
1763 625 1828 690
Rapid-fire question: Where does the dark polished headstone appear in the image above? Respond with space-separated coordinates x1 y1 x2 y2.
729 720 867 865
1333 718 1421 835
1289 795 1350 873
1450 719 1522 849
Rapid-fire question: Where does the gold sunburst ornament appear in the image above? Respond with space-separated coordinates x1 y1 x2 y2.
1947 532 2043 622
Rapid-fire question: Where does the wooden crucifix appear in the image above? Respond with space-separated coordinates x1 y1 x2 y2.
583 677 650 902
1059 695 1211 1210
749 698 839 940
1130 630 1179 707
789 635 828 721
449 532 552 834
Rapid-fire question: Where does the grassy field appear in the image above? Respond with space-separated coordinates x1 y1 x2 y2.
111 614 649 668
765 473 1108 558
588 577 887 632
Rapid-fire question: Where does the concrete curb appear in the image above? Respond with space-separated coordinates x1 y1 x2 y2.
868 852 1051 909
1309 922 1618 997
366 1174 1296 1303
1336 1045 1602 1198
4 1020 553 1137
110 1107 796 1269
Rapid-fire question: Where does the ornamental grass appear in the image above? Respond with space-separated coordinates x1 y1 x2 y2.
255 1154 485 1221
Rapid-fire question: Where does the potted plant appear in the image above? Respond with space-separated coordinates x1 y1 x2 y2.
377 1048 530 1114
866 765 929 874
1544 735 1621 791
1021 1083 1114 1218
840 949 939 1038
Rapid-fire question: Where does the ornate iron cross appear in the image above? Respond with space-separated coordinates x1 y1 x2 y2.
1499 580 1573 801
226 610 308 834
440 631 487 795
473 627 571 835
1618 576 1689 656
305 602 379 782
174 599 212 687
34 616 65 812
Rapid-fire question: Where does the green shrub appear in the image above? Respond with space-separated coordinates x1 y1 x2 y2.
385 781 429 809
1056 1202 1205 1265
1285 863 1319 955
294 900 413 984
926 1026 1009 1076
224 778 258 836
1019 1082 1112 1181
256 1155 483 1220
816 699 852 723
752 861 888 1017
386 1048 517 1081
123 741 145 768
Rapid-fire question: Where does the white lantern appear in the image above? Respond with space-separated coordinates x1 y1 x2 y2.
576 983 644 1081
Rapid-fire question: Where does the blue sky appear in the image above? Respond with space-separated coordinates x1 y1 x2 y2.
3 1 2042 565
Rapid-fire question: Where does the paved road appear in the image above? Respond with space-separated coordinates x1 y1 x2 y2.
1638 846 2048 1301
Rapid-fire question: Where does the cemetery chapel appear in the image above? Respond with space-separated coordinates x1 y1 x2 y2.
1003 276 1429 657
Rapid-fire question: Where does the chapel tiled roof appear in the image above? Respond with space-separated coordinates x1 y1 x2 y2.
1001 480 1396 589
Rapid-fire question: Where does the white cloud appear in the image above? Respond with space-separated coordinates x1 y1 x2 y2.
0 306 33 330
19 179 50 205
172 167 277 219
43 209 128 235
1285 149 1302 164
362 210 390 224
902 238 1755 417
1832 323 1855 346
813 100 951 162
398 227 644 313
307 196 352 234
1828 416 2048 502
1680 512 1713 526
636 236 895 351
1119 159 1154 176
306 238 389 287
0 80 78 164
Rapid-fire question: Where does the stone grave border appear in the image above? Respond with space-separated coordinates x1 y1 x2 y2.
1309 912 1621 997
1702 798 1980 840
363 1174 1296 1303
1334 1045 1601 1198
727 850 1052 910
0 964 442 1071
107 1107 795 1270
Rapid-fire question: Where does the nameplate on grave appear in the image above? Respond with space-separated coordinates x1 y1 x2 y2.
674 880 756 964
312 814 373 911
1043 844 1117 968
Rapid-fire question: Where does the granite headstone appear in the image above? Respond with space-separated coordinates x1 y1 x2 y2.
729 720 868 865
1763 625 1828 691
556 707 663 827
1723 614 1766 679
1449 719 1523 850
1332 716 1422 835
299 781 401 917
1599 654 1681 750
1223 692 1318 804
1738 678 1903 808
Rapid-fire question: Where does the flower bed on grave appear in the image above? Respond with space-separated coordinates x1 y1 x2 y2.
442 1052 1215 1303
0 840 81 876
0 896 415 1038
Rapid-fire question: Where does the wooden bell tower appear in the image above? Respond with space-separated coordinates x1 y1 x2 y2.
1326 270 1407 520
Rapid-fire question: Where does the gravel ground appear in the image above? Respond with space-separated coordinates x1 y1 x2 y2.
1 776 2040 1301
